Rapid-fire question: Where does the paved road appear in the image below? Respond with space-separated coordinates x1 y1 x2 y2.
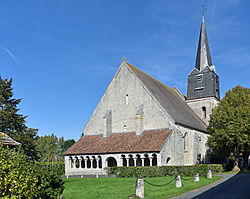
173 173 250 199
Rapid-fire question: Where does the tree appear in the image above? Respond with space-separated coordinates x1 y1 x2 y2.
0 143 64 198
37 134 59 163
0 76 38 160
61 139 75 153
207 85 250 169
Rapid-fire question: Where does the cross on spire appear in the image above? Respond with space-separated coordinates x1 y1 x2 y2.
201 0 207 19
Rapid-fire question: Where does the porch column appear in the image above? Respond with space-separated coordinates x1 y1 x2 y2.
142 158 145 166
97 156 101 169
90 158 93 169
149 157 153 167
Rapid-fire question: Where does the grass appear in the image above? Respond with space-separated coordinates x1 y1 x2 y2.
62 176 222 199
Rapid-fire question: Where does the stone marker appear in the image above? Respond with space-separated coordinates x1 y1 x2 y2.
81 175 83 178
175 175 182 188
194 173 199 182
66 175 69 179
96 174 99 178
135 178 144 198
207 169 212 179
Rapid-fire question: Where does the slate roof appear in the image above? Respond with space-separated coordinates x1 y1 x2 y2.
65 129 172 155
195 17 212 71
0 133 21 147
126 63 207 132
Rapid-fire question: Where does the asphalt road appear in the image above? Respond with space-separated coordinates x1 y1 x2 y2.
173 173 250 199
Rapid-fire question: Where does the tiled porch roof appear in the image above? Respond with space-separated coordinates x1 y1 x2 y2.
65 129 172 155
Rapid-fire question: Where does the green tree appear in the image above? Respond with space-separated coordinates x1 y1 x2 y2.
37 134 59 163
207 85 250 168
0 76 38 160
61 139 75 153
0 143 64 198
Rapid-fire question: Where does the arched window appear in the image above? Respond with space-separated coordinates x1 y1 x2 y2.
202 106 206 119
144 154 150 166
129 155 134 167
98 156 102 169
75 157 80 168
184 132 189 151
152 154 157 166
81 157 85 168
121 155 127 166
123 124 127 132
87 156 91 168
136 154 142 166
125 94 129 105
92 156 97 169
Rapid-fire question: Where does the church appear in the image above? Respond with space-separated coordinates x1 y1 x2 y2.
65 17 220 176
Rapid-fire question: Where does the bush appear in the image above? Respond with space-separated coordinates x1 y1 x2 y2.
0 144 64 199
37 161 65 176
106 164 225 178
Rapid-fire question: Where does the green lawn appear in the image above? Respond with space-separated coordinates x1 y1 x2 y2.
62 176 222 199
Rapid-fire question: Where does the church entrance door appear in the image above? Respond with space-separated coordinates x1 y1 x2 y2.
107 157 117 167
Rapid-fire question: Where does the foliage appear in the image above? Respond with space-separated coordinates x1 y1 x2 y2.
0 76 38 160
106 164 224 178
61 139 75 153
37 134 75 163
207 86 250 167
62 176 221 199
0 144 64 199
37 161 65 176
37 134 59 162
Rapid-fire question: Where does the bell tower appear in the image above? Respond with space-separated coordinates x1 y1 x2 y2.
186 17 220 125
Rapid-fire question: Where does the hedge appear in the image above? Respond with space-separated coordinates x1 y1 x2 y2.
37 161 65 176
106 164 225 178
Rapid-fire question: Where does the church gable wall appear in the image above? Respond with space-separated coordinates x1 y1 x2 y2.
83 63 173 136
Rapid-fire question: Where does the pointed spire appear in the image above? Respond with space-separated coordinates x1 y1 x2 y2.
195 18 212 71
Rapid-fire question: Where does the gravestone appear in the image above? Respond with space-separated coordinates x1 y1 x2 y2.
135 178 144 198
207 169 212 179
175 175 182 188
194 173 199 182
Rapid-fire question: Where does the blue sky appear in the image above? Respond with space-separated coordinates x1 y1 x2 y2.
1 0 249 140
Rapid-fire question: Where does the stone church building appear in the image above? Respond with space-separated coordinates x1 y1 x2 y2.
65 18 220 176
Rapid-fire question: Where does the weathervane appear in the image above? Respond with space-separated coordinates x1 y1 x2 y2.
201 0 207 19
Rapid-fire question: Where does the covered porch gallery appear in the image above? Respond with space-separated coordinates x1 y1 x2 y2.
66 153 159 171
64 129 172 176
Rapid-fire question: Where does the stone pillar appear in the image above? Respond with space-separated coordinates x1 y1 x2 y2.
84 158 87 169
135 178 144 198
91 158 94 169
135 157 138 167
207 169 212 179
142 158 145 167
175 175 182 188
72 157 76 168
126 158 129 167
194 173 199 182
149 157 153 167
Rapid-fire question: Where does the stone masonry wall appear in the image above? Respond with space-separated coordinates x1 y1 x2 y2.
83 63 173 136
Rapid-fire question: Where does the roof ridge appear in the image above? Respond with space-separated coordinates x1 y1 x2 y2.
126 62 175 92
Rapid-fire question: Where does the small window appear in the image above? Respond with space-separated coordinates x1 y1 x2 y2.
123 124 127 132
202 106 206 119
197 74 203 82
125 94 129 105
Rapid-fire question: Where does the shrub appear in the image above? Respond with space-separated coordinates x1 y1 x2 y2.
106 164 225 178
0 143 64 198
37 161 65 176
